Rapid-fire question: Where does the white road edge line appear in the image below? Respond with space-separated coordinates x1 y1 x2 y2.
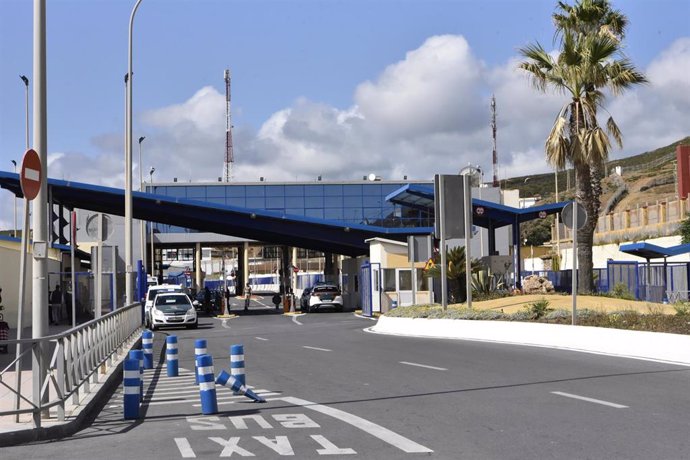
280 396 433 453
255 337 269 341
222 319 231 329
303 346 332 352
292 315 303 326
399 361 448 371
551 391 628 408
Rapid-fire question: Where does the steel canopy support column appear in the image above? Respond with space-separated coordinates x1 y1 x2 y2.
512 218 521 290
195 242 202 292
241 242 249 296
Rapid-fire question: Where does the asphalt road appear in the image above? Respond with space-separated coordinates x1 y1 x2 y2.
4 296 690 459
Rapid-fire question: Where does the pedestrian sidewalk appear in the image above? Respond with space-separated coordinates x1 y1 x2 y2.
369 316 690 366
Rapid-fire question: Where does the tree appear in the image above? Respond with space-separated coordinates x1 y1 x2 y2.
519 0 646 293
679 217 690 244
427 246 480 303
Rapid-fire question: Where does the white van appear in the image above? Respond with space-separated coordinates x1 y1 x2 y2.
144 284 185 328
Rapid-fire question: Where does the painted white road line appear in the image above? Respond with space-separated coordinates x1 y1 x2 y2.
292 316 303 326
399 361 448 371
193 392 282 407
222 319 231 329
255 337 269 341
281 396 433 454
175 438 197 458
303 346 332 352
551 391 628 408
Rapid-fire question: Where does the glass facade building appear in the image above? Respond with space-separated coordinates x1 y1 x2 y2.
148 181 433 234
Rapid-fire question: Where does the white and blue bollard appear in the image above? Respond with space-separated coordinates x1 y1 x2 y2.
129 349 144 398
142 330 154 369
230 344 245 395
216 369 266 403
166 335 179 377
194 339 207 384
196 354 218 415
123 358 141 420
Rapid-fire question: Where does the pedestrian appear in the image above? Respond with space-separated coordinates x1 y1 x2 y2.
204 286 211 313
244 283 252 311
224 286 231 313
50 284 62 325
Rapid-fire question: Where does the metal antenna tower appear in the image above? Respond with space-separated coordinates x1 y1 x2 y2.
223 69 234 182
491 95 499 187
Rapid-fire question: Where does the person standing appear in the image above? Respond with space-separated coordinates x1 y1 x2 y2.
244 283 252 311
50 284 62 325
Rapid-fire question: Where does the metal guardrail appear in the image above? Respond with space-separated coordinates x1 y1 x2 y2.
0 302 142 428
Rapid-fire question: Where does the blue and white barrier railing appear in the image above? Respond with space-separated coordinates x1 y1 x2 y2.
128 349 144 398
142 330 154 369
216 369 266 403
230 344 245 395
123 358 141 420
196 354 218 415
194 339 207 385
166 335 179 377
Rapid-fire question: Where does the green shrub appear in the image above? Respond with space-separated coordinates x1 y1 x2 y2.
673 302 690 316
527 298 552 319
611 283 636 300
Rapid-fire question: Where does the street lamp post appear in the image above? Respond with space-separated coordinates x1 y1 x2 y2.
11 160 17 238
149 167 155 278
125 0 144 305
138 136 146 270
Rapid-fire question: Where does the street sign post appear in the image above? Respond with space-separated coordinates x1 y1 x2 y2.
561 201 588 325
15 149 42 420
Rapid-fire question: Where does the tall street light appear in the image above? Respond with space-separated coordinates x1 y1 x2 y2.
125 0 144 305
11 160 17 238
138 136 146 270
149 167 155 278
19 75 29 240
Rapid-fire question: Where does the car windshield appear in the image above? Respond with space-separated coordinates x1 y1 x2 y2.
154 295 191 313
148 287 182 301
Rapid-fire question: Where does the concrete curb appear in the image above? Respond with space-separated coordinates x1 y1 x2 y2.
368 316 690 367
0 338 142 447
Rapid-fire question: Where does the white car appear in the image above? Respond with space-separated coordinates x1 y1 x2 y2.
150 293 198 330
301 284 344 313
144 284 185 328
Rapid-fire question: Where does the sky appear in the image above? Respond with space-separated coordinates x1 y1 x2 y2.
0 0 688 231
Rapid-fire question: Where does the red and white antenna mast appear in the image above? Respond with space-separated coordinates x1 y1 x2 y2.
223 69 234 182
491 94 499 188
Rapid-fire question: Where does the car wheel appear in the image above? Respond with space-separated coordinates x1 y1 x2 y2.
335 305 343 312
303 305 309 313
187 321 198 329
150 322 156 331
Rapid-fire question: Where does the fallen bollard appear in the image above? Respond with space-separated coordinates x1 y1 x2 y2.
216 369 266 403
196 354 218 415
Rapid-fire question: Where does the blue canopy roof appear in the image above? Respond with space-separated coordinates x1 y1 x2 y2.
619 242 690 260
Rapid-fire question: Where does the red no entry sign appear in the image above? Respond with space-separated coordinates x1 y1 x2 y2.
20 149 42 201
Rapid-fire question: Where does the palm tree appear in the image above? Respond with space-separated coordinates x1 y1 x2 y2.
427 246 480 303
519 0 646 293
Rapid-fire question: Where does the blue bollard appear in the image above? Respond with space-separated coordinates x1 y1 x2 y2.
194 339 207 385
166 335 179 377
123 359 141 420
230 344 245 395
216 369 266 403
196 354 218 415
129 349 144 398
142 330 154 369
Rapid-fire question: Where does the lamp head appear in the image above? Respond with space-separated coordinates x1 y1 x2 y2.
138 136 145 144
11 160 17 166
149 167 155 176
20 75 29 86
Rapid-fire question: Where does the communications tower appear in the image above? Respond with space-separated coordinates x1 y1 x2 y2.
223 69 234 182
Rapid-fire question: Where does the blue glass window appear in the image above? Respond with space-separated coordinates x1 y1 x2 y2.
226 197 246 207
304 185 323 197
343 184 362 196
226 186 246 198
186 186 206 199
286 208 305 216
324 196 343 208
362 195 382 207
246 186 265 197
246 197 266 208
344 208 363 220
206 197 226 205
305 209 324 219
285 185 304 196
324 208 343 220
165 186 186 198
362 183 382 195
206 186 225 198
265 185 285 196
285 196 304 208
343 195 362 207
304 196 324 207
324 184 343 196
266 196 285 208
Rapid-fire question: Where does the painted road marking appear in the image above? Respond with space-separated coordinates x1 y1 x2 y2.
174 438 196 458
255 336 269 341
399 361 448 371
292 315 303 325
551 391 628 408
303 346 331 352
281 396 433 453
24 167 40 181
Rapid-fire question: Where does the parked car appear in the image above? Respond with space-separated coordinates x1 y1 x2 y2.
150 293 198 330
145 284 187 327
301 284 343 313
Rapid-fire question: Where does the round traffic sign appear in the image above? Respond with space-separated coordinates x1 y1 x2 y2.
561 201 587 230
538 210 547 219
20 149 42 201
475 206 485 216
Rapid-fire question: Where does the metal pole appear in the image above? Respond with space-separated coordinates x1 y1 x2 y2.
125 0 144 305
70 210 76 328
555 169 560 263
464 177 472 309
138 136 146 270
32 0 49 427
439 177 448 310
572 201 578 326
13 198 30 421
12 161 18 238
149 169 155 278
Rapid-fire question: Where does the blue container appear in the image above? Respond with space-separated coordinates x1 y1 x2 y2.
196 354 218 415
194 339 207 384
230 344 245 394
128 349 144 398
123 359 141 420
166 335 179 377
142 330 154 369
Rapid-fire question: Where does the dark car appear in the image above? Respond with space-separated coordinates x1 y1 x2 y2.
301 284 344 313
